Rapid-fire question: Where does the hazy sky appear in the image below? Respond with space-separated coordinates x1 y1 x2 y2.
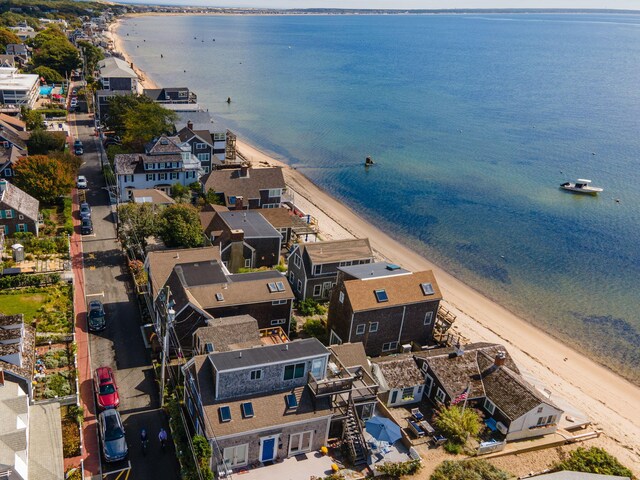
130 0 640 9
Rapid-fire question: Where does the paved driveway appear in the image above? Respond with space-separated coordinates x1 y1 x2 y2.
70 111 180 480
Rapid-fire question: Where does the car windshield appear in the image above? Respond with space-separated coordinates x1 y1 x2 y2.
100 383 115 395
104 415 124 441
89 309 103 319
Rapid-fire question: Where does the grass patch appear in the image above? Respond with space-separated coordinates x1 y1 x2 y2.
0 284 73 332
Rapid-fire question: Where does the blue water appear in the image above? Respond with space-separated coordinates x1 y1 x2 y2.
40 85 53 95
119 13 640 383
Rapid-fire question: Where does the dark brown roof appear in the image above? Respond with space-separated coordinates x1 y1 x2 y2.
192 356 332 439
0 114 25 132
329 343 370 374
344 270 441 312
259 207 314 229
302 238 373 265
0 180 38 222
201 167 285 204
371 355 424 390
146 247 221 300
193 315 261 352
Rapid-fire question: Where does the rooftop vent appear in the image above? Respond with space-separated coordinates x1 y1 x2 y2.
374 289 388 303
421 283 435 296
219 405 231 423
241 402 254 419
215 293 224 302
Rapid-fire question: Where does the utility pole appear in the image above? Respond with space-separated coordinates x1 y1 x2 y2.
160 285 175 407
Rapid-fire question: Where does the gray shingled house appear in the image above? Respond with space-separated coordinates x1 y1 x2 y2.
0 180 39 236
200 166 285 210
370 355 426 407
287 238 374 301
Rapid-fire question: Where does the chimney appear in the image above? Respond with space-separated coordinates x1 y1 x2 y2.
229 229 245 273
494 351 506 367
187 120 193 130
234 195 244 211
240 165 249 178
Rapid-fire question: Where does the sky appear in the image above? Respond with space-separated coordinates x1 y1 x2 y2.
126 0 640 9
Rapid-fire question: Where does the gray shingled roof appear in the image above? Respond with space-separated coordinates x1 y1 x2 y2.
193 315 261 353
302 238 373 265
208 337 328 372
145 135 184 155
371 355 424 390
217 211 280 238
0 181 38 223
98 56 137 78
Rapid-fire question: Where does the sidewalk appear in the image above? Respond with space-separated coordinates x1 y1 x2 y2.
68 187 100 477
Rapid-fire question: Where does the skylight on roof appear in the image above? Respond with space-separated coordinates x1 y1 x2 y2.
285 393 298 410
241 402 254 419
374 289 388 303
421 283 435 296
219 406 231 423
276 281 285 292
386 264 400 271
215 292 224 301
267 282 277 293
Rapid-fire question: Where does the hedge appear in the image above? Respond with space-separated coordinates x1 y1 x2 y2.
0 273 61 289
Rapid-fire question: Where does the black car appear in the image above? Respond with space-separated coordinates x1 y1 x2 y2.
81 218 93 235
88 300 106 331
75 146 84 156
99 409 128 462
74 139 83 148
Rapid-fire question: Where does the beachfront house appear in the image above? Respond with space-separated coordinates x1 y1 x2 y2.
181 338 334 475
259 207 318 246
200 166 286 210
0 67 39 111
174 113 228 167
176 121 216 174
0 179 39 236
414 343 564 441
205 210 282 272
145 247 294 354
143 87 197 105
114 135 202 202
327 268 442 356
97 57 140 93
370 354 425 407
287 238 374 301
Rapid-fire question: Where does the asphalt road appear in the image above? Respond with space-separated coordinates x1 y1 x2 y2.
70 111 180 480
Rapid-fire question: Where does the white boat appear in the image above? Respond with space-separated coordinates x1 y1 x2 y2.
560 179 603 195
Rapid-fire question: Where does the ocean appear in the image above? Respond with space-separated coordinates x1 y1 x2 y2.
117 13 640 383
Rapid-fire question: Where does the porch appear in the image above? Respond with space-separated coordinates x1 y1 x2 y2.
226 451 336 480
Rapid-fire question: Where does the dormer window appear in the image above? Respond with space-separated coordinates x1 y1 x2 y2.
313 265 322 275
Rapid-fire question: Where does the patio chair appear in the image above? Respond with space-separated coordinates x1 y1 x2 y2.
408 420 425 437
410 408 424 421
432 434 447 446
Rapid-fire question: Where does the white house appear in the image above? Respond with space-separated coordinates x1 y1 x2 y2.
0 67 39 110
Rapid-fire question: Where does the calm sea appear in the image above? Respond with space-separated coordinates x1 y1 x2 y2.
118 13 640 383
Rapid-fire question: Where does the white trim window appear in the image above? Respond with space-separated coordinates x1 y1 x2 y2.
339 291 345 303
244 258 251 268
223 444 248 467
484 398 496 415
4 209 12 219
289 431 313 455
355 324 366 335
313 265 322 275
382 341 398 352
369 322 378 333
16 223 26 232
293 254 301 268
289 271 295 284
424 311 433 326
297 280 302 293
197 152 210 161
146 174 155 181
170 172 179 180
268 188 282 197
435 387 446 403
250 369 262 380
271 318 286 326
313 285 322 297
272 300 287 305
196 142 207 150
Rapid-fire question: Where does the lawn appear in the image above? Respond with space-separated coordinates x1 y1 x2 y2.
0 292 45 321
0 284 73 332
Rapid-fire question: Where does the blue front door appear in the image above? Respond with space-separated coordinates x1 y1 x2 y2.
261 437 275 462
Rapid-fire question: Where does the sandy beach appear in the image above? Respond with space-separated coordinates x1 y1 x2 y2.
110 21 640 475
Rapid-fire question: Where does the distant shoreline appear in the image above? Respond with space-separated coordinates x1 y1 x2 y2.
111 16 640 475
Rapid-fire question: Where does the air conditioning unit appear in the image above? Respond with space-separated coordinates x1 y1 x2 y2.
401 344 412 353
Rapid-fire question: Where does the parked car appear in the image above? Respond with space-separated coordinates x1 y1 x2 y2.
98 409 128 462
81 218 93 235
80 202 91 219
88 299 105 332
74 146 84 156
103 136 122 147
94 366 119 409
76 175 87 189
74 139 83 148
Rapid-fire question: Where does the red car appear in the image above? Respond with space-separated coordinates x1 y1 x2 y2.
94 367 120 410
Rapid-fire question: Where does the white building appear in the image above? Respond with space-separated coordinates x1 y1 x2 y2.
0 68 39 111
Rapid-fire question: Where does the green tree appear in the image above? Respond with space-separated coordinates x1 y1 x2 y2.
122 103 177 150
158 204 203 248
20 107 45 131
553 447 633 478
104 94 154 136
31 26 80 77
33 65 65 83
26 129 66 155
117 203 159 249
434 405 482 446
170 183 189 200
430 459 512 480
204 188 225 206
77 40 104 74
0 27 20 50
13 155 75 203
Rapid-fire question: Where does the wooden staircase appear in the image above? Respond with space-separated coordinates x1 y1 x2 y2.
343 400 368 466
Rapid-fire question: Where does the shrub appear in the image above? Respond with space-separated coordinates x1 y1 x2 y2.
430 459 512 480
377 459 422 478
303 318 326 337
0 272 61 289
61 416 81 457
434 405 482 446
443 441 463 454
45 372 72 397
62 197 73 235
553 447 633 478
297 298 326 316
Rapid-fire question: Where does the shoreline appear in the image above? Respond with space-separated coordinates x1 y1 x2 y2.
111 21 640 474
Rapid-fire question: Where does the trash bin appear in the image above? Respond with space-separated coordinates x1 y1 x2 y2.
11 244 24 262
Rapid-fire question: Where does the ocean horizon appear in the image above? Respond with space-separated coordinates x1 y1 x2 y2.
117 13 640 384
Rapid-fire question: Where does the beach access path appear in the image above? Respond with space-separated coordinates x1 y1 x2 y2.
109 18 639 475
